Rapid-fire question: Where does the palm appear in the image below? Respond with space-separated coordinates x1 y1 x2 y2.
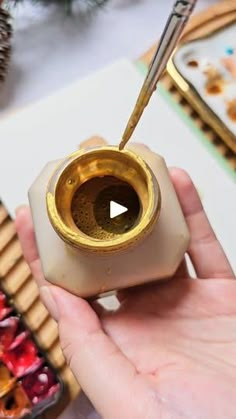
15 141 235 418
14 230 236 418
100 278 236 418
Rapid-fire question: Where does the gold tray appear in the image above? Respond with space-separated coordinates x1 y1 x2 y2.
140 0 236 172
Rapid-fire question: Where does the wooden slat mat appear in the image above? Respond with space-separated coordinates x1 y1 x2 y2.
0 200 80 418
140 0 236 172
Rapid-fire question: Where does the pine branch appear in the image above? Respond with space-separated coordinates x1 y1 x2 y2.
0 7 12 83
3 0 109 13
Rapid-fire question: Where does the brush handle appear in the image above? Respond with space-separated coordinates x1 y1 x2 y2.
120 0 197 149
173 0 197 18
147 0 197 91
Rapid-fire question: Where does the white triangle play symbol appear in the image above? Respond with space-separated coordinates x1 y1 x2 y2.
110 201 128 219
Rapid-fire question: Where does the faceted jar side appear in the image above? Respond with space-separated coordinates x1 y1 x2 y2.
29 145 189 298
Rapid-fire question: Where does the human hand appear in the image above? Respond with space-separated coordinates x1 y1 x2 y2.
15 139 236 419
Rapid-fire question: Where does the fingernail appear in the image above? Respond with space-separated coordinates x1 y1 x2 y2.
40 286 59 321
15 205 27 216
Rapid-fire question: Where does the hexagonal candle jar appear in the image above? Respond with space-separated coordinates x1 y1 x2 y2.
28 143 190 299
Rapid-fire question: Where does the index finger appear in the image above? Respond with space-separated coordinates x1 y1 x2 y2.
15 206 46 286
170 168 235 280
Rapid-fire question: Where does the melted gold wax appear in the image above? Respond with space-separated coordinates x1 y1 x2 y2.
71 176 140 240
204 67 224 95
227 99 236 122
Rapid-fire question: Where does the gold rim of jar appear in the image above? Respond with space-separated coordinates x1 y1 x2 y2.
46 146 161 252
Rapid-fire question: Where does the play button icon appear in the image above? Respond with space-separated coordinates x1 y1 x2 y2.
110 201 128 219
92 179 140 236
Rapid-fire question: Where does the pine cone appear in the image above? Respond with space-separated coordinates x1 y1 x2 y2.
0 8 12 83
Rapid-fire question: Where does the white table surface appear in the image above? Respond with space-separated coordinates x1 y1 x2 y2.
0 0 213 115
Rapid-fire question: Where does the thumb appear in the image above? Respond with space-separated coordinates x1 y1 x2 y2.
40 286 137 417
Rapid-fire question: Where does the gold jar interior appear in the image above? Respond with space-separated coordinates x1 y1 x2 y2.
47 147 160 252
71 176 141 239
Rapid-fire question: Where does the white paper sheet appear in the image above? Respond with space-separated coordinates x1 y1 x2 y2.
0 59 235 272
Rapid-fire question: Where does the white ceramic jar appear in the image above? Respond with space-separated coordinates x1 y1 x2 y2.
29 142 189 298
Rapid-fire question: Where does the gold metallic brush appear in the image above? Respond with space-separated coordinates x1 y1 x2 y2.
119 0 197 150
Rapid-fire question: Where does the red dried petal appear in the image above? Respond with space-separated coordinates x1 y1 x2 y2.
0 292 12 321
9 330 29 351
0 317 19 352
22 365 59 404
2 338 42 378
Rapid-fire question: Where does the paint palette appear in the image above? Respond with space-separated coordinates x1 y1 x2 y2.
168 21 236 154
0 289 63 418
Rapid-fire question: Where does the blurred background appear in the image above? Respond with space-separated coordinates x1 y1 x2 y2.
0 0 214 113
